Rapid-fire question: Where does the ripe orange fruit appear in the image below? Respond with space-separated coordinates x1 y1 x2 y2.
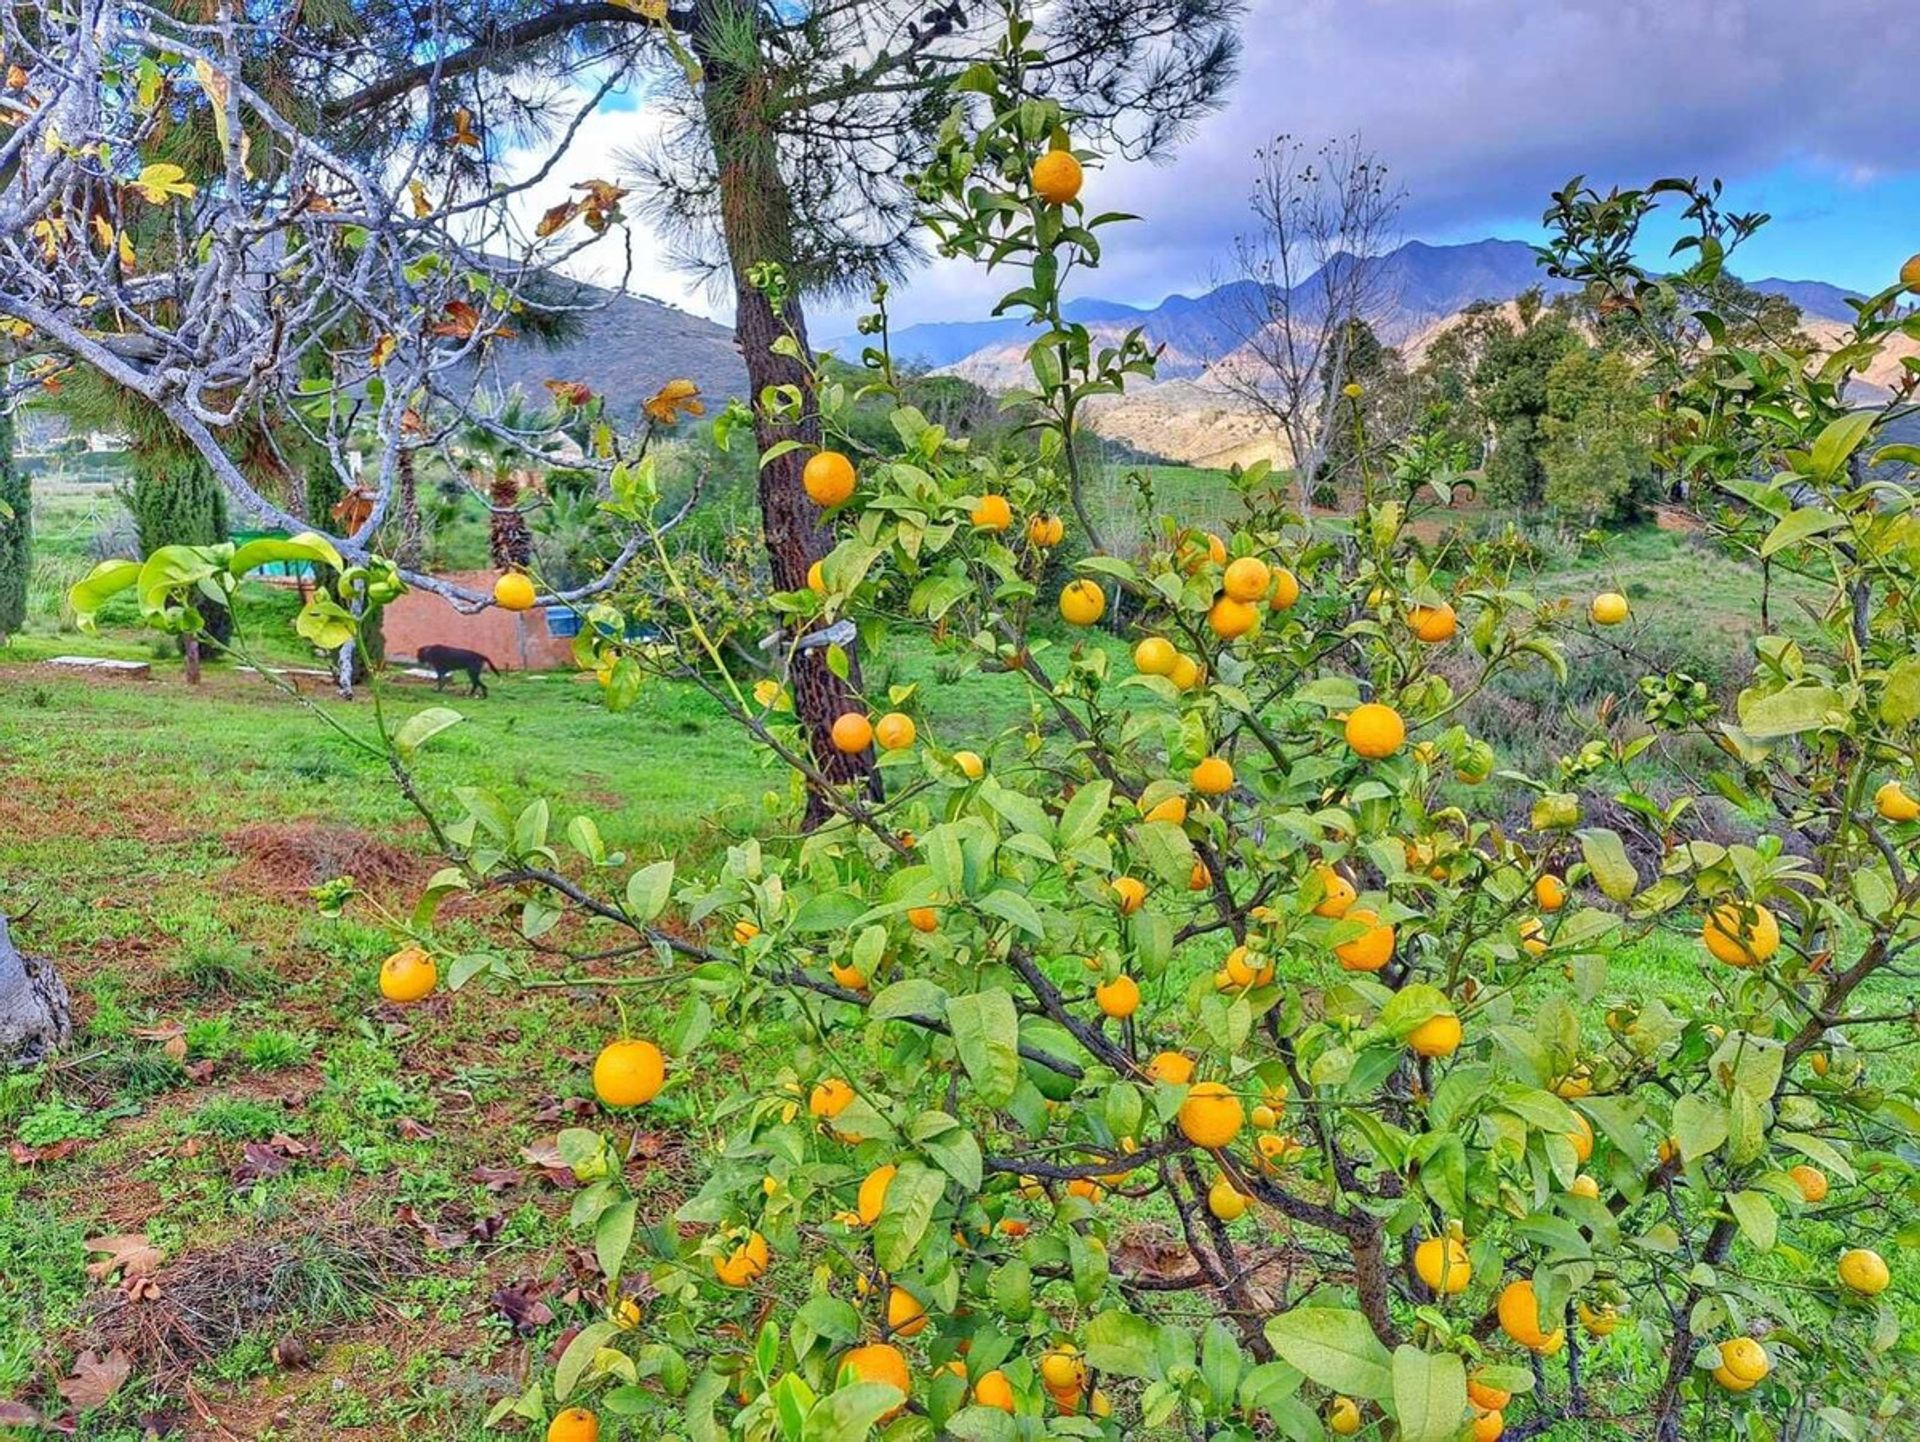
1518 916 1548 956
1407 1011 1462 1058
1838 1247 1890 1295
1566 1111 1594 1164
1471 1409 1504 1441
1031 149 1084 205
1589 591 1629 626
712 1229 769 1286
1207 1174 1249 1220
1713 1336 1769 1391
732 919 761 946
1168 654 1201 691
907 906 939 933
1407 602 1457 642
1535 875 1567 911
1133 636 1178 675
1027 513 1065 547
493 572 537 611
1702 900 1780 966
970 494 1012 530
1577 1301 1618 1337
857 1163 896 1224
974 1369 1015 1412
1208 595 1258 639
1467 1374 1511 1411
886 1284 927 1337
378 946 437 1004
1039 1346 1087 1393
1268 567 1301 611
1191 755 1234 795
806 560 826 595
1497 1278 1565 1354
1569 1173 1600 1199
1222 944 1273 988
593 1039 665 1107
1903 253 1920 292
829 960 868 991
1222 555 1271 602
803 450 856 506
1787 1164 1827 1202
1059 579 1105 625
1110 876 1146 914
1334 909 1394 972
1311 866 1356 918
829 712 874 754
1144 794 1187 825
1328 1396 1361 1435
1414 1234 1471 1294
1875 780 1919 822
1095 974 1140 1019
547 1407 599 1442
1345 702 1406 759
809 1077 854 1118
1147 1051 1195 1085
874 712 916 750
1178 1081 1244 1149
841 1343 910 1417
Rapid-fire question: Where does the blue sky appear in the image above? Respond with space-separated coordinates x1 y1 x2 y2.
522 0 1919 327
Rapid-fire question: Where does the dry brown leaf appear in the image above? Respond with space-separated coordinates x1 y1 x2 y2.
85 1234 162 1281
57 1348 131 1411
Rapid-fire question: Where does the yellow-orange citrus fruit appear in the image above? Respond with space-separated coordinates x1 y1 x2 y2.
1027 513 1065 547
593 1039 665 1107
886 1285 927 1337
1589 591 1629 626
1168 654 1201 690
1345 702 1406 759
1713 1336 1769 1391
1903 253 1920 291
1407 1012 1462 1059
803 450 856 506
1497 1279 1565 1354
1147 1051 1194 1085
1189 860 1211 891
1208 595 1258 639
1059 579 1105 625
1110 876 1146 914
547 1407 600 1442
1144 794 1187 825
1312 866 1356 918
1535 875 1567 911
906 905 939 933
1414 1234 1472 1294
1178 1081 1244 1149
874 711 916 751
1328 1396 1361 1435
1577 1301 1618 1337
1334 909 1394 972
1566 1111 1594 1164
1208 1174 1249 1220
494 572 537 611
712 1230 769 1286
1569 1173 1600 1199
1095 974 1140 1019
806 560 826 595
970 494 1012 530
378 946 437 1004
1408 602 1457 642
1838 1247 1890 1295
1134 636 1178 675
1031 149 1084 205
1268 567 1301 611
858 1164 896 1225
733 919 761 946
842 1343 910 1417
830 712 874 754
808 1077 853 1118
1040 1347 1087 1392
952 750 984 779
1467 1375 1511 1411
828 958 867 991
1191 755 1234 795
1519 916 1548 956
1471 1409 1504 1441
1875 780 1920 822
1702 901 1780 966
1787 1164 1827 1202
1223 944 1273 988
974 1370 1014 1412
1222 555 1271 602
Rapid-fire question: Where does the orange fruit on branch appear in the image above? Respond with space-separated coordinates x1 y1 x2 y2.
803 450 856 506
378 946 437 1004
493 572 536 611
593 1039 665 1107
1031 149 1084 205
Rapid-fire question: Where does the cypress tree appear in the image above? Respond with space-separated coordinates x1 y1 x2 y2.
0 412 27 639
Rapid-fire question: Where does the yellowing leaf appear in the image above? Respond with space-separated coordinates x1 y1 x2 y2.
131 162 196 204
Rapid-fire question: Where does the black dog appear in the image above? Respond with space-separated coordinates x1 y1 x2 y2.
416 644 501 697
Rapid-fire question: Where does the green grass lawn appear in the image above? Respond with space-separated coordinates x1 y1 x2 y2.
0 488 1894 1439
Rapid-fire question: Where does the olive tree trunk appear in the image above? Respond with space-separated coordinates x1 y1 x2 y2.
0 915 72 1069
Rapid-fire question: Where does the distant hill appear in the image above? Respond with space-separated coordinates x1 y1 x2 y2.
1747 277 1865 323
466 279 747 416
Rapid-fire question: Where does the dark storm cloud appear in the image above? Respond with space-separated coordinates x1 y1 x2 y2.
883 0 1916 321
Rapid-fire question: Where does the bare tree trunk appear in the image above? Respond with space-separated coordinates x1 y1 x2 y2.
183 632 202 685
395 446 424 567
695 7 877 828
0 916 72 1068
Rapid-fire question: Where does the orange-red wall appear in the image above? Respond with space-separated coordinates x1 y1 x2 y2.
382 570 575 672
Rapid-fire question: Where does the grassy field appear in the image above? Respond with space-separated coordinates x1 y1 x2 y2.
0 476 1894 1438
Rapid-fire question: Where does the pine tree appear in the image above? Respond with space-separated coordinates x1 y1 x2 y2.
0 411 28 639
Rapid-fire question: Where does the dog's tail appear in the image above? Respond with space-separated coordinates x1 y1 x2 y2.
486 658 502 675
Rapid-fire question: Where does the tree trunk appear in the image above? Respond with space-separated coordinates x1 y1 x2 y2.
694 8 877 827
395 446 424 566
0 916 72 1068
183 632 202 685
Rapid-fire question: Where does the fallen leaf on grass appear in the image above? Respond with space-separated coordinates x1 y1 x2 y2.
0 1401 42 1428
471 1165 523 1192
267 1134 312 1157
58 1348 131 1411
182 1059 215 1083
10 1138 80 1165
85 1234 161 1281
233 1141 291 1182
120 1275 162 1303
490 1284 553 1334
395 1117 436 1140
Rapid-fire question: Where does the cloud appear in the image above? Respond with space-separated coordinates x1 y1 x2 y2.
511 0 1917 330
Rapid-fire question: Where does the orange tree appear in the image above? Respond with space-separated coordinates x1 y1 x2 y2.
73 27 1920 1442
